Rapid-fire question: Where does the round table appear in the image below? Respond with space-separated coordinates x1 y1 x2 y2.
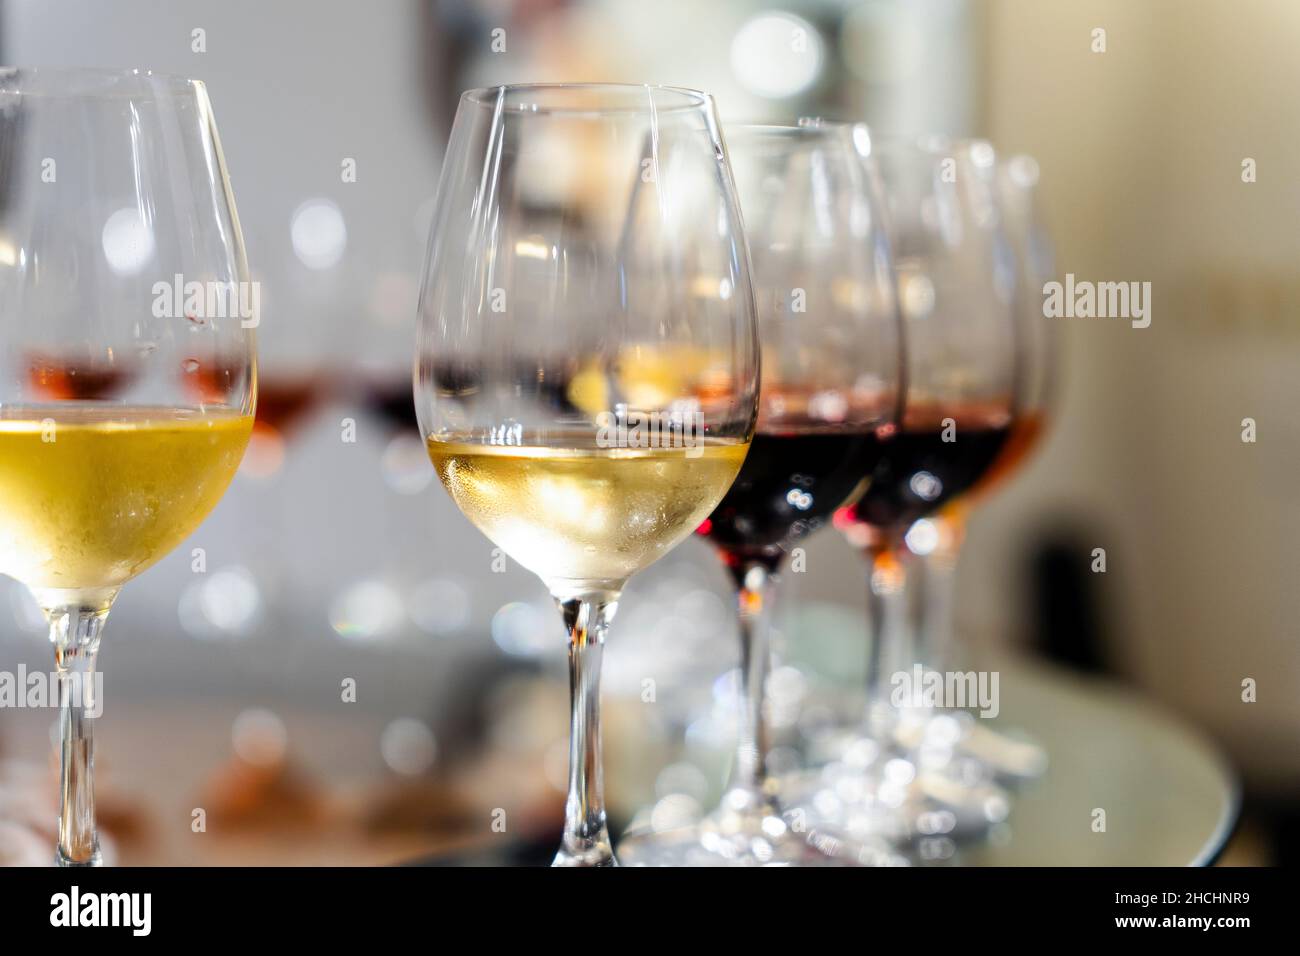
949 658 1238 866
421 656 1239 867
0 644 1236 866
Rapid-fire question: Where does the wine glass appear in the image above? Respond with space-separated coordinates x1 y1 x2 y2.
619 121 903 865
0 68 256 865
988 154 1056 490
414 83 759 867
909 153 1057 781
804 138 1019 855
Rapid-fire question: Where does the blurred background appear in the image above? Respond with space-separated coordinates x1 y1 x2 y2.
0 0 1295 865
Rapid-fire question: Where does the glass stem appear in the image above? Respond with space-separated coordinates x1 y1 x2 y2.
552 591 619 867
724 560 778 811
47 603 110 867
920 512 966 673
865 546 909 735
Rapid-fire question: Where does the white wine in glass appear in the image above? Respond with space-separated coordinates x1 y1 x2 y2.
427 439 748 591
0 408 250 605
416 84 759 866
0 68 256 865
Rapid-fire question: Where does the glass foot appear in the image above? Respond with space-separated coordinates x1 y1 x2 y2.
552 837 617 867
885 698 1048 786
619 788 844 866
56 845 103 867
947 718 1048 782
787 733 1014 862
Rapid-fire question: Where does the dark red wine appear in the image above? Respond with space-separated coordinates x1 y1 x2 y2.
182 356 311 433
840 403 1012 537
407 359 583 426
701 427 886 568
255 377 325 435
27 351 136 400
362 377 420 435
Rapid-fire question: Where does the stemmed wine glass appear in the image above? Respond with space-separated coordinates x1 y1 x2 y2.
414 84 759 867
909 153 1057 781
620 121 903 865
0 68 256 865
804 138 1019 854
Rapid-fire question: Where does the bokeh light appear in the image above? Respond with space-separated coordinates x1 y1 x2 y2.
101 207 155 275
290 198 347 270
731 12 824 99
380 718 438 776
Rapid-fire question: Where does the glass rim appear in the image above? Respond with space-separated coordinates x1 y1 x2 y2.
726 126 998 161
726 118 863 133
868 133 1001 173
871 131 997 154
0 66 206 97
459 82 714 116
724 120 876 159
724 119 867 142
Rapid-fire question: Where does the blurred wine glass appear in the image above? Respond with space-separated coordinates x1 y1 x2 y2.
0 68 255 865
908 153 1056 782
806 138 1019 857
620 121 903 866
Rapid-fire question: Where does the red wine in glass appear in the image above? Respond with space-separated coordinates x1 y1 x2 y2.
375 359 576 436
183 356 321 437
838 400 1013 541
27 351 137 400
968 409 1045 498
701 421 890 571
253 376 325 436
360 375 420 435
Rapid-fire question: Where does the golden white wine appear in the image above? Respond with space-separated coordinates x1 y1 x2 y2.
428 438 748 590
0 406 252 599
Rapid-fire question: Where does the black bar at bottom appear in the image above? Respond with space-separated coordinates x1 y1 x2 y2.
0 864 1278 940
